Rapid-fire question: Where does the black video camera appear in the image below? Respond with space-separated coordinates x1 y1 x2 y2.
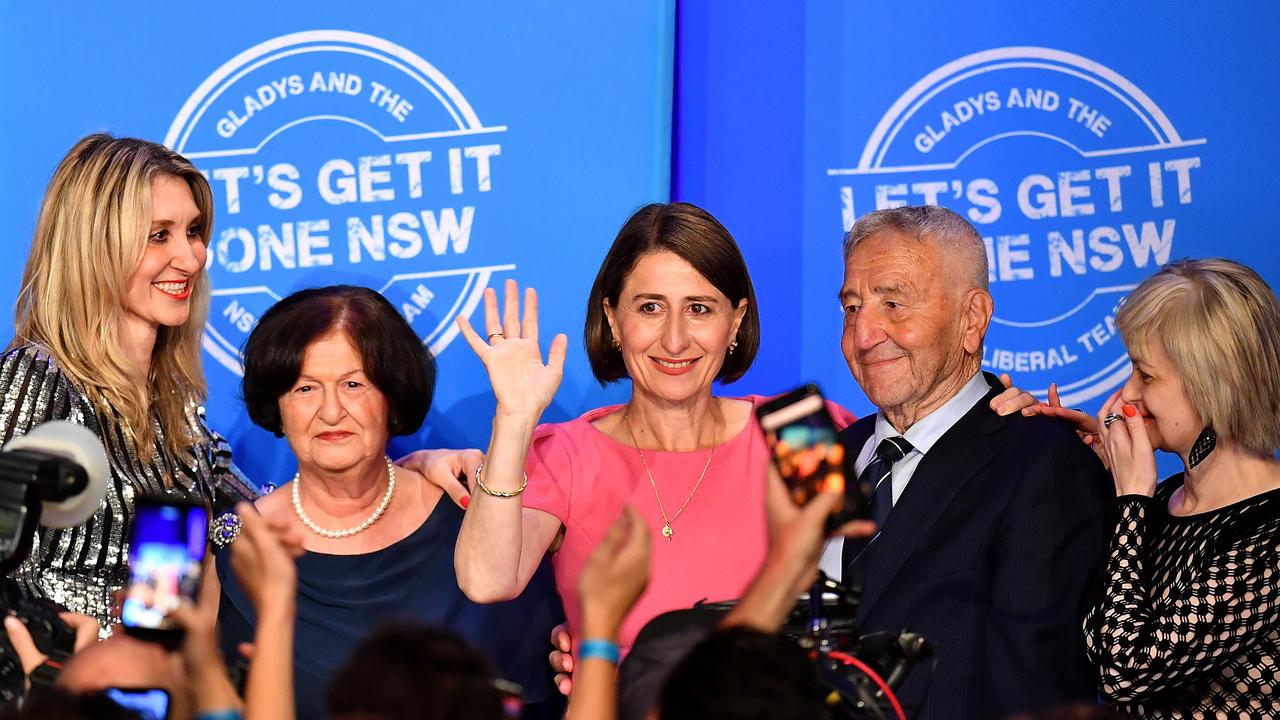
0 578 79 704
0 422 110 707
782 573 936 720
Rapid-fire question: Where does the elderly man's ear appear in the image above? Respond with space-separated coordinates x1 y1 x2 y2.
961 289 994 355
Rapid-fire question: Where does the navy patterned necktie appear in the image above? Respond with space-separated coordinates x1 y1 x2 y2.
863 436 914 529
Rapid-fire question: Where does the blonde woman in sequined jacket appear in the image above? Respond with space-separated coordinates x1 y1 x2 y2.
0 134 257 631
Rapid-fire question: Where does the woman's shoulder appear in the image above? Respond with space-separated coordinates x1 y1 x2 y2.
0 343 96 428
254 484 294 520
0 344 90 399
1 343 66 378
532 405 620 445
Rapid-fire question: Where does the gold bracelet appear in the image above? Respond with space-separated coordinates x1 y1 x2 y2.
473 461 528 498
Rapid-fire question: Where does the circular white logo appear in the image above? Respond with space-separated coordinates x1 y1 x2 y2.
166 30 513 375
830 47 1206 404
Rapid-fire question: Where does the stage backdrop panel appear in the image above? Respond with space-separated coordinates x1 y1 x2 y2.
679 0 1279 475
0 3 673 488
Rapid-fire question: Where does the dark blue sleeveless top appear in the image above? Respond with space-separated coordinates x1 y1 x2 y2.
216 498 563 720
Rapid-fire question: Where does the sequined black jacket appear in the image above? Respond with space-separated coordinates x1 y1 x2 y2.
0 345 257 631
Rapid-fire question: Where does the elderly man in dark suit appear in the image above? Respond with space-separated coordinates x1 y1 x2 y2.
829 205 1112 719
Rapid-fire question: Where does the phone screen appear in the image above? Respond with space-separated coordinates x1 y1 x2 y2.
121 500 207 631
758 386 865 519
104 687 171 720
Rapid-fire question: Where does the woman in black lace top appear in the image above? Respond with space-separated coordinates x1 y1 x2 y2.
1081 259 1280 717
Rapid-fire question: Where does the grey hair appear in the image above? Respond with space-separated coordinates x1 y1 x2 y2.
842 205 989 291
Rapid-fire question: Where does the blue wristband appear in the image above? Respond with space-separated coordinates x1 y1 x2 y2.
578 638 620 664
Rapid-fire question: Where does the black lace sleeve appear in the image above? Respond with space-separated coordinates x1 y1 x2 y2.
1083 494 1280 704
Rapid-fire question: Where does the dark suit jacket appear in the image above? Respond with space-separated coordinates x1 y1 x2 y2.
842 373 1112 719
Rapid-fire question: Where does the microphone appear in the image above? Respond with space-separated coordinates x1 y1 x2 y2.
3 422 108 528
857 629 935 690
884 631 934 688
0 422 109 573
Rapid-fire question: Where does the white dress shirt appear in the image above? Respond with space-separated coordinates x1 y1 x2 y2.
818 371 991 581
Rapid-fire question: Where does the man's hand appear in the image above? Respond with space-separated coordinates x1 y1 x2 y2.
169 557 241 716
2 610 99 692
549 623 574 696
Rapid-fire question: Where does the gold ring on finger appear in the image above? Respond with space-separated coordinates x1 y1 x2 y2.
487 333 505 342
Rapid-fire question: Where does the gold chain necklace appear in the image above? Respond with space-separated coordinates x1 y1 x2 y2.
623 409 717 541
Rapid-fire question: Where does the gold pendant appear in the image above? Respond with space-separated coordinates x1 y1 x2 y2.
662 523 674 540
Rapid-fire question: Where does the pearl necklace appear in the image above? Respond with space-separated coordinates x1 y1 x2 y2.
291 456 396 539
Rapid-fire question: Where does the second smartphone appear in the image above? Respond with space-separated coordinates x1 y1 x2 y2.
120 497 208 648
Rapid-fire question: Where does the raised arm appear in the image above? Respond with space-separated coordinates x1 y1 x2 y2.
455 280 569 602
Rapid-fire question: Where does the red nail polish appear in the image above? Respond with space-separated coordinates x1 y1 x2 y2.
1123 404 1137 418
459 495 470 509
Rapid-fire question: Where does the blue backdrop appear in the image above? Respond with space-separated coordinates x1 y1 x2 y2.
2 2 1276 484
0 3 673 487
678 0 1280 476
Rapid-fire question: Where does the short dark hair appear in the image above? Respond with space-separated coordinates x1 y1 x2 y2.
584 202 760 384
328 622 508 720
242 285 436 436
658 627 822 720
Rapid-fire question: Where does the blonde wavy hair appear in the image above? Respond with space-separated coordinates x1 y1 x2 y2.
13 134 213 461
1117 258 1280 457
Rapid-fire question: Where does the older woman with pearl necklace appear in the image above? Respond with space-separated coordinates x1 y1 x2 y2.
213 285 560 720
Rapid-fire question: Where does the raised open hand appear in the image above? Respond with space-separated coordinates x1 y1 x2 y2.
458 279 568 416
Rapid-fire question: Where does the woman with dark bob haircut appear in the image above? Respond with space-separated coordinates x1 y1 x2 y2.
214 285 561 720
453 203 1032 681
451 202 840 665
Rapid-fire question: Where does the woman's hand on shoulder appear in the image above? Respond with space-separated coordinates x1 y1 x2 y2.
457 279 568 417
395 448 482 509
989 373 1040 416
1017 380 1108 465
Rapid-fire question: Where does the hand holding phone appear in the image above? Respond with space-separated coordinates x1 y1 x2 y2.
757 384 867 529
121 498 208 647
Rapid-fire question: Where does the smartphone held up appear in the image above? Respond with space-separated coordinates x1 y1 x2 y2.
757 384 867 530
121 497 207 646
